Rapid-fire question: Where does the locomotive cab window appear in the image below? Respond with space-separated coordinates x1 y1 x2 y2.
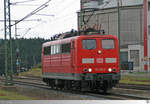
44 46 51 55
102 39 115 49
82 39 97 49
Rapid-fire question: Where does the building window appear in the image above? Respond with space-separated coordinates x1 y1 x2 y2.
148 2 150 11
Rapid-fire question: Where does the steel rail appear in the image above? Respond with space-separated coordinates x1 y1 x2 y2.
1 77 149 100
13 76 150 91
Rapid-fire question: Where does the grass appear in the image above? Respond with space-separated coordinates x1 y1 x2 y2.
0 89 35 100
19 68 42 77
120 73 150 85
19 66 150 85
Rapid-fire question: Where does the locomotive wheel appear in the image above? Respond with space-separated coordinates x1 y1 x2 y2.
64 80 72 90
102 87 108 94
102 81 108 94
47 81 51 87
50 79 55 89
58 80 65 90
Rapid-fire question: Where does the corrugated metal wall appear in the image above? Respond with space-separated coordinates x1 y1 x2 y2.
78 5 143 48
120 7 143 46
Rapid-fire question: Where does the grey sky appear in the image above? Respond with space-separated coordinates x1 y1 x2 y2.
0 0 148 39
0 0 80 39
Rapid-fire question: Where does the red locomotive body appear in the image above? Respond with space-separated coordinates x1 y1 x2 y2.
42 34 120 92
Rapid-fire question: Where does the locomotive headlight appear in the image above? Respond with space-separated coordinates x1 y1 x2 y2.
108 68 112 72
98 50 102 54
88 68 92 72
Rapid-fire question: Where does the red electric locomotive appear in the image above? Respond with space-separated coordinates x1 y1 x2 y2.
42 32 120 93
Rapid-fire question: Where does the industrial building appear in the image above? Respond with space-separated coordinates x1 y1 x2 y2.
78 0 150 72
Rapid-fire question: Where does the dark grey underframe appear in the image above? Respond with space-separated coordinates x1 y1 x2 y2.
42 72 120 81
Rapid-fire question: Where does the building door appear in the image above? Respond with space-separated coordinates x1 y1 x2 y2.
120 52 128 70
130 50 139 67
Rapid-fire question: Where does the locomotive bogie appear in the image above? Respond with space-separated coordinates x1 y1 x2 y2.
42 72 120 92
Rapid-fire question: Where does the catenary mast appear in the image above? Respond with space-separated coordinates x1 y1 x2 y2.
4 0 13 85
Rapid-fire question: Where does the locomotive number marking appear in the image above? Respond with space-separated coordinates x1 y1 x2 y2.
96 58 103 63
95 68 106 71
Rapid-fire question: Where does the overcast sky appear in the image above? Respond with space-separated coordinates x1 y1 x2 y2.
0 0 80 39
0 0 147 39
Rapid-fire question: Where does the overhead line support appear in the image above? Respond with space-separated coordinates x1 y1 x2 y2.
4 0 13 85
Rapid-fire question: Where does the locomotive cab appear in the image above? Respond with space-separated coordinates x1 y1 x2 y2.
76 34 120 92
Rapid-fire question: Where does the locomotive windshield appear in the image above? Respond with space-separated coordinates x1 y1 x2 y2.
102 39 115 49
82 39 97 49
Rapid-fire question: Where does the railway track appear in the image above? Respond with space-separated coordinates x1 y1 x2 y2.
116 83 150 91
1 76 150 100
13 76 150 91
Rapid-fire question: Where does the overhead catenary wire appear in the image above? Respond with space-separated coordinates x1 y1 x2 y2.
22 28 32 38
54 0 78 16
100 0 113 9
1 13 76 38
45 0 79 24
49 0 66 9
50 13 77 22
0 12 139 33
0 19 41 22
34 0 79 35
1 0 79 37
42 0 79 22
49 15 77 29
11 4 41 6
11 0 51 27
21 20 47 38
35 14 54 17
0 19 42 34
82 0 113 26
10 0 36 5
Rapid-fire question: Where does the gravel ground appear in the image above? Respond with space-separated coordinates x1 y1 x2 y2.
112 87 150 99
0 100 148 104
13 84 105 100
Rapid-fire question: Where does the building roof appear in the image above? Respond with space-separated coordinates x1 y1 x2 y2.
83 0 144 10
101 0 143 8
